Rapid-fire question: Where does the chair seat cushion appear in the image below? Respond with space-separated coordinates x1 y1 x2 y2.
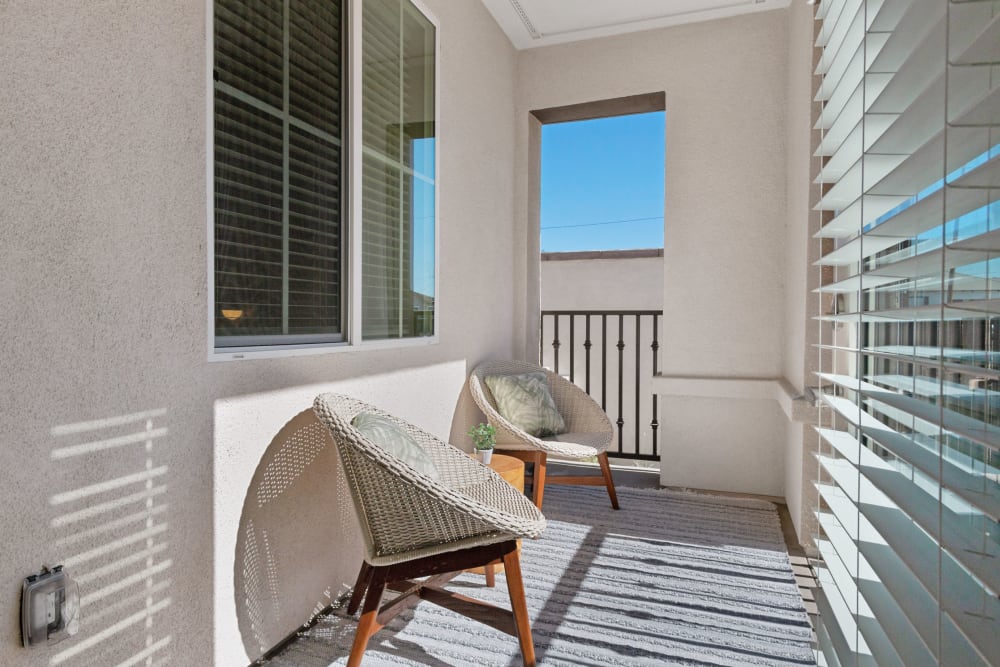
540 432 604 458
485 372 566 437
352 412 440 480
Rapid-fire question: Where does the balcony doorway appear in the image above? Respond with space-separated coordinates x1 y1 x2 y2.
531 94 665 465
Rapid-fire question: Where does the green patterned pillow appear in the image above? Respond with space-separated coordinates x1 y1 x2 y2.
351 412 440 480
484 372 566 437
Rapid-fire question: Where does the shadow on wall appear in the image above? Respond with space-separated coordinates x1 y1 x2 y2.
448 372 484 451
234 409 362 662
47 409 174 666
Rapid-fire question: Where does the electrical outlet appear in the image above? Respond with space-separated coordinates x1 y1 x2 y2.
21 566 80 647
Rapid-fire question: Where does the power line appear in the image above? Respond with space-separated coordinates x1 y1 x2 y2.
541 215 663 230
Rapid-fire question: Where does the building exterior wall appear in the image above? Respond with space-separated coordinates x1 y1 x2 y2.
515 10 799 498
0 1 517 664
540 251 664 312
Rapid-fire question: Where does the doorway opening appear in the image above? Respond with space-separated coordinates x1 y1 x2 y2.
532 93 665 466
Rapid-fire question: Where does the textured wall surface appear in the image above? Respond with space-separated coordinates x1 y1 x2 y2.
518 11 790 379
540 255 664 312
0 0 517 664
515 10 796 497
660 397 788 496
783 0 822 549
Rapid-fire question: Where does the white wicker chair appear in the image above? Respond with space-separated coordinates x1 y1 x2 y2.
312 393 546 667
468 360 620 510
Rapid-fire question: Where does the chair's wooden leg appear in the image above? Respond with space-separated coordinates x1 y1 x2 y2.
502 550 536 667
500 450 548 508
598 452 620 510
347 561 373 615
347 569 386 667
485 563 496 587
532 452 547 509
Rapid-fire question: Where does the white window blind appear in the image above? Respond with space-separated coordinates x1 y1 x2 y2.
813 0 1000 665
214 0 345 346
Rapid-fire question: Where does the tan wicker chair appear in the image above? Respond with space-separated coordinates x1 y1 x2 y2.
312 393 546 667
468 360 620 510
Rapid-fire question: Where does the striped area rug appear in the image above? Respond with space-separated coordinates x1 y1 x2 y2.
269 485 815 666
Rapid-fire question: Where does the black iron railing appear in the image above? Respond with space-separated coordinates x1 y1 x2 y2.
540 310 662 461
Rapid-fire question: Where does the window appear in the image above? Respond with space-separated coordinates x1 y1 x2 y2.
212 0 436 352
361 0 436 340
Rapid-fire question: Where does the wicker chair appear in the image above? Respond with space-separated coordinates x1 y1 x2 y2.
468 360 620 510
312 393 546 667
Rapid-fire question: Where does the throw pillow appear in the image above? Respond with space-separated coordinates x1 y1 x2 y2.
484 372 566 437
351 412 440 480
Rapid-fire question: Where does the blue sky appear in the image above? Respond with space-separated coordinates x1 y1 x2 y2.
541 111 665 253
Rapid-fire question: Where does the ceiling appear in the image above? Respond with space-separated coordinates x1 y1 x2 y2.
480 0 793 49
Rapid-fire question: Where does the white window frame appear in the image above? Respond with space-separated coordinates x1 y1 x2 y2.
206 0 440 362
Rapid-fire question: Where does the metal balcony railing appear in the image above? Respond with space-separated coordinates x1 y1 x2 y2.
540 310 662 461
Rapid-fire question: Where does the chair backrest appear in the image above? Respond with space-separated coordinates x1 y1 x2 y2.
312 394 459 561
469 360 613 444
469 359 548 411
312 393 529 564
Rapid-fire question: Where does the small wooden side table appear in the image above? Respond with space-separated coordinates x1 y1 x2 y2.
470 453 525 586
487 452 525 491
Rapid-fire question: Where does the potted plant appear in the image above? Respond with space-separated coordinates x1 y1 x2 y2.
468 423 496 465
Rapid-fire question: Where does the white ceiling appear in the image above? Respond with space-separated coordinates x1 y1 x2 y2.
481 0 793 49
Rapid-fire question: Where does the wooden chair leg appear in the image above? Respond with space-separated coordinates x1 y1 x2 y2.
347 561 373 615
598 452 620 510
484 563 496 587
502 550 536 667
532 452 547 509
347 571 386 667
500 450 548 509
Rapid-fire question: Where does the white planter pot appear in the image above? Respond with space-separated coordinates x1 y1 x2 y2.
477 449 494 465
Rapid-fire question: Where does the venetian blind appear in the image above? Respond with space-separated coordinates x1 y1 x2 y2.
812 0 1000 665
214 0 344 346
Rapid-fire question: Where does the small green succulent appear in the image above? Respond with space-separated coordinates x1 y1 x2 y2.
467 423 496 451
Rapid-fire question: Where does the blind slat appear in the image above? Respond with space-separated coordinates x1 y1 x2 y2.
859 504 1000 664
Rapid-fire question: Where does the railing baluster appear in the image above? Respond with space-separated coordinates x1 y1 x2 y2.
635 313 641 458
552 315 560 374
584 315 592 394
539 314 545 365
616 314 625 455
601 314 607 412
569 315 575 382
651 313 660 458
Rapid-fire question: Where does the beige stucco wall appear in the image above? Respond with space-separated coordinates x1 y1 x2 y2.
516 10 798 498
783 0 821 549
0 1 516 665
540 254 664 312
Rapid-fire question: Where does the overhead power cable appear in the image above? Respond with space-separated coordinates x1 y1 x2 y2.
541 215 663 230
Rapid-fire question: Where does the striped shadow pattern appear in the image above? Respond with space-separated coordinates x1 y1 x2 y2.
268 485 815 666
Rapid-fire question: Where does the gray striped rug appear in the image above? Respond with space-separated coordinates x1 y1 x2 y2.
268 486 815 666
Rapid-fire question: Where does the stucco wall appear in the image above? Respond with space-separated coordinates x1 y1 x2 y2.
0 1 516 665
783 0 821 549
540 253 664 312
515 10 796 497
